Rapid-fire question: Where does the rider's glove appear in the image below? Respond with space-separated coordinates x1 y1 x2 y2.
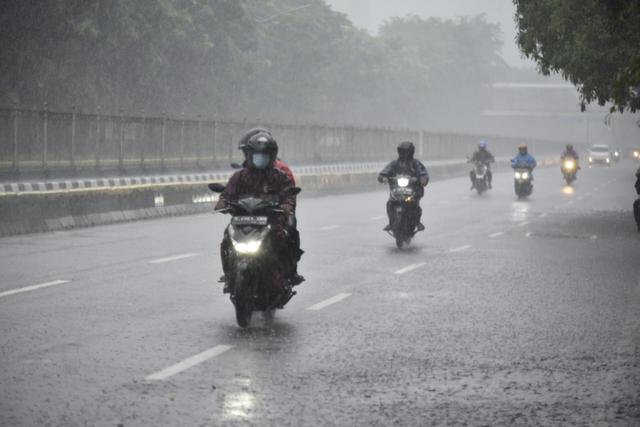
214 199 227 211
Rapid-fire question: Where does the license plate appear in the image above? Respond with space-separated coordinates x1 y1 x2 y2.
393 188 414 196
231 216 268 226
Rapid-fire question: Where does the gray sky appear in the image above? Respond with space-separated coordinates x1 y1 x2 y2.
325 0 534 68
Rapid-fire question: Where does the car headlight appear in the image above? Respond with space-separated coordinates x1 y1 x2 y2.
606 158 610 163
634 151 639 158
232 240 261 254
396 177 410 187
614 151 619 156
589 157 593 162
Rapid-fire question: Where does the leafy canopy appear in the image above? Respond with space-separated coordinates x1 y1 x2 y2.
514 0 640 112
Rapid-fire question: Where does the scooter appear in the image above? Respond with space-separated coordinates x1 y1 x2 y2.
209 183 300 327
514 167 533 199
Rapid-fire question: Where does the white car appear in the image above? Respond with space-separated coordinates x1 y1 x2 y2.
588 144 611 166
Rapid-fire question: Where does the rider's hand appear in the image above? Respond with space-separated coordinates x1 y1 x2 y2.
377 175 387 183
214 199 227 211
282 203 294 217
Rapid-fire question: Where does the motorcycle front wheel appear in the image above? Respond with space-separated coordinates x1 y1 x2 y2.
233 271 254 328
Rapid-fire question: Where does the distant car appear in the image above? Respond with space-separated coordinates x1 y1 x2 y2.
632 147 640 162
588 144 611 166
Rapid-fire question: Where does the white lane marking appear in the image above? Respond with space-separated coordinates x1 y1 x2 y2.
525 232 532 237
0 280 71 298
489 232 504 238
438 200 450 205
450 244 472 253
146 345 234 381
394 262 427 275
540 212 548 218
319 225 341 231
590 235 598 240
149 253 200 264
370 215 385 221
518 221 529 227
306 293 352 311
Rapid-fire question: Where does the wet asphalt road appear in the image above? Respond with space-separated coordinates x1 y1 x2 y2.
1 161 639 426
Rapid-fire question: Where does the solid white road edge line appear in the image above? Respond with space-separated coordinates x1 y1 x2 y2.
394 262 427 275
0 280 71 298
146 345 234 381
488 232 504 238
306 293 352 311
319 225 341 231
450 244 472 253
149 253 200 264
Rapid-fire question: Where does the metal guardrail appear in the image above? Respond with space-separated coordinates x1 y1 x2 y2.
0 106 566 179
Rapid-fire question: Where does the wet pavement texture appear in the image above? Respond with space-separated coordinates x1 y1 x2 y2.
1 161 639 426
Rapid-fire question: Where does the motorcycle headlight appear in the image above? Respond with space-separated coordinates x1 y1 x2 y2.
397 177 410 187
614 151 619 156
521 172 529 179
589 157 593 162
606 158 610 163
514 172 522 179
564 160 575 170
634 151 639 158
232 240 262 254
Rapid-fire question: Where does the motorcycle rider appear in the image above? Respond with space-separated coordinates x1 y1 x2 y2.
378 141 429 232
468 140 495 189
511 144 537 174
561 143 580 170
215 132 304 288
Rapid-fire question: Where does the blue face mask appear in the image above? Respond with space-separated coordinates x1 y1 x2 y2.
252 153 269 169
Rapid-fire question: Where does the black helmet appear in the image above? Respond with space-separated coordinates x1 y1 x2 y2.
566 143 573 151
397 141 415 161
238 127 272 158
246 132 278 169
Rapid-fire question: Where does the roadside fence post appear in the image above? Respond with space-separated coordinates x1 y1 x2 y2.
118 109 124 172
12 101 18 173
70 104 76 171
95 106 101 169
140 110 146 169
161 112 166 170
42 101 48 171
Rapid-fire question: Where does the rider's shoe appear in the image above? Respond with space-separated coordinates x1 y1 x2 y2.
383 224 392 231
488 182 492 189
289 274 305 286
416 222 425 231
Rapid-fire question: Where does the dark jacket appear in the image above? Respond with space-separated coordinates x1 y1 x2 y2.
470 149 495 164
635 167 640 195
379 159 429 197
561 149 579 159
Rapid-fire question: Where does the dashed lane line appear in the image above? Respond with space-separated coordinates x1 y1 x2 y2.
306 293 352 311
0 280 71 298
590 235 598 240
488 232 504 238
370 215 386 221
394 262 427 275
525 232 532 237
518 221 529 227
146 345 234 381
149 253 201 264
450 244 472 253
319 225 341 231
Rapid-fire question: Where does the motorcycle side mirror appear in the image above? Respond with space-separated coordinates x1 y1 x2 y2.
230 162 242 169
284 186 302 196
208 183 226 193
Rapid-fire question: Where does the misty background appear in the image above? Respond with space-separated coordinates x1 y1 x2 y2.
1 0 637 147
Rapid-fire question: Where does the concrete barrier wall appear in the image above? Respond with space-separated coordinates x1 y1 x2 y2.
0 158 557 237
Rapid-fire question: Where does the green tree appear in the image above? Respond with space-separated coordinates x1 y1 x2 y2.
514 0 640 112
